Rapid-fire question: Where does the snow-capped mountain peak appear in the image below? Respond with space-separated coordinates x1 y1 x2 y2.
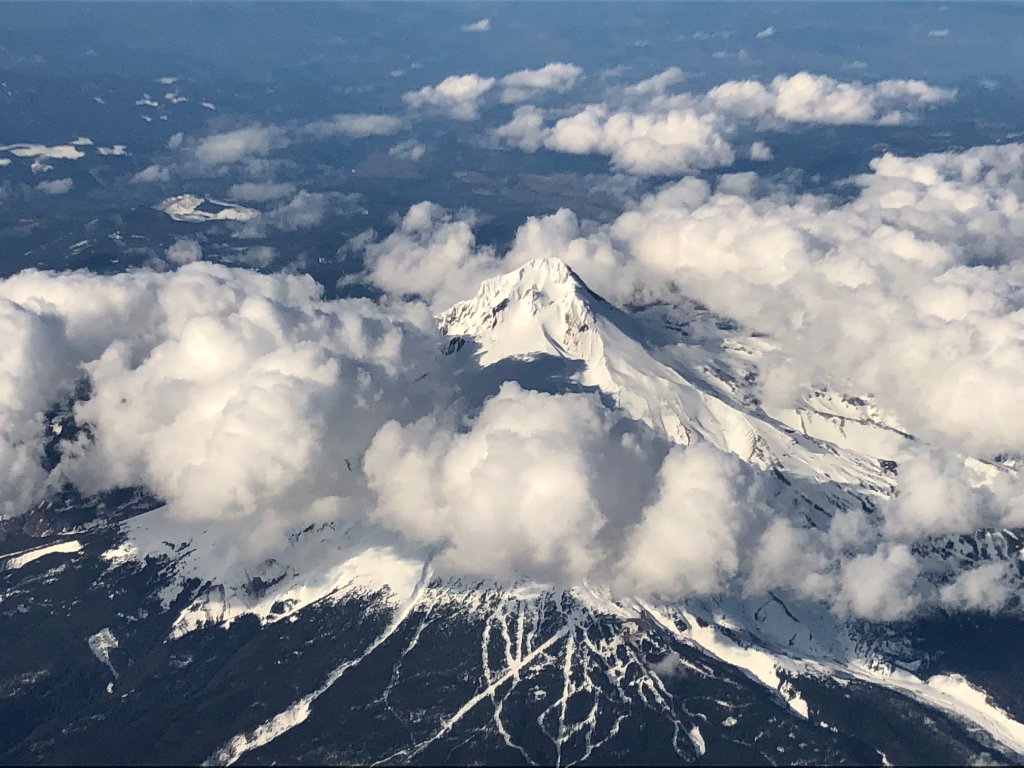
438 257 605 363
438 256 712 445
439 257 764 448
437 256 895 521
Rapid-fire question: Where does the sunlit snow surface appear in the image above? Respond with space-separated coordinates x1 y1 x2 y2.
2 539 83 570
155 194 259 223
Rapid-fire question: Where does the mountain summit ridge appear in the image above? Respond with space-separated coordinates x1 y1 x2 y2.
438 257 607 360
436 256 894 506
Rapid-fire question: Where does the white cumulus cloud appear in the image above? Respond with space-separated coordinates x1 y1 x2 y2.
497 70 956 175
707 72 955 126
460 18 490 32
500 62 584 103
131 165 171 183
403 74 496 120
366 383 624 583
305 113 404 138
388 140 426 162
194 125 288 166
165 238 202 266
360 201 499 308
36 178 73 195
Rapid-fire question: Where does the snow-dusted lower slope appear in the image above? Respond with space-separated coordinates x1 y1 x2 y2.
197 583 1024 766
2 539 82 570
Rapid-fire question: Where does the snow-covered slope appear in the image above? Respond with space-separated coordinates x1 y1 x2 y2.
440 258 723 447
440 257 894 526
155 194 258 223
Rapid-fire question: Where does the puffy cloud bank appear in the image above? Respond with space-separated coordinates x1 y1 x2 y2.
194 126 288 166
0 265 440 561
350 141 1024 616
499 103 736 175
500 62 584 104
545 143 1024 459
706 71 954 126
497 70 955 174
360 143 1024 461
2 142 1022 623
403 74 497 120
116 64 955 199
366 383 630 583
359 201 498 309
156 66 948 183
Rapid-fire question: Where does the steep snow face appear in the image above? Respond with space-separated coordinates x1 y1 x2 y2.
440 257 735 447
439 257 893 514
773 389 915 462
439 258 606 365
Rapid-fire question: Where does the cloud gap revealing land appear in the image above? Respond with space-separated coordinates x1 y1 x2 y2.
1 3 1024 765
